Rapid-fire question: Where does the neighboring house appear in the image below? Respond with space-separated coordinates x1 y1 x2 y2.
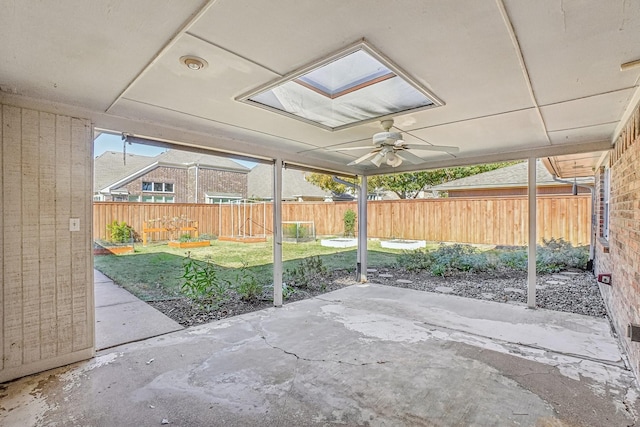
247 163 331 201
94 150 249 203
430 160 592 198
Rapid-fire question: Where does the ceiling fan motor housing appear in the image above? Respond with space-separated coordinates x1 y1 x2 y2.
373 131 402 145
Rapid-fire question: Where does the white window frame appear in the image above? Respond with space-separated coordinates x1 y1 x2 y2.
142 181 175 193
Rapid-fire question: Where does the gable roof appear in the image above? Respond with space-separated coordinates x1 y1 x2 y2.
94 149 249 192
247 164 330 200
432 161 593 191
94 151 157 192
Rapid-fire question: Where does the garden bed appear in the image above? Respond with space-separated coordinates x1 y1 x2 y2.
147 268 607 327
168 240 210 249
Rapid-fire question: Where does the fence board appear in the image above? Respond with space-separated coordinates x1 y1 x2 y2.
94 195 591 247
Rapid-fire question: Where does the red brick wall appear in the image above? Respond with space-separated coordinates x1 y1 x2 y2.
595 105 640 379
121 166 188 202
196 167 247 203
115 166 247 203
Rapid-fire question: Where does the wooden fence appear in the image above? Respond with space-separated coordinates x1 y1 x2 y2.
94 194 592 246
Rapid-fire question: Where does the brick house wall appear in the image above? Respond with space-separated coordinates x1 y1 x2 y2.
594 103 640 379
196 166 247 203
114 165 247 203
119 166 188 202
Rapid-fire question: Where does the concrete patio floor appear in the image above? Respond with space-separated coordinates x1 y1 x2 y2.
1 283 638 426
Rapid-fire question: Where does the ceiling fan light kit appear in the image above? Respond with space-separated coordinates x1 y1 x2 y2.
336 118 460 168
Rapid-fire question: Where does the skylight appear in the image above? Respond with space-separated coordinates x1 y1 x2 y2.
239 42 443 131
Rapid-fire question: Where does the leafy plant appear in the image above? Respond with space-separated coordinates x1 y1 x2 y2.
498 250 528 270
180 253 230 308
343 209 356 237
106 220 133 243
233 262 263 301
264 282 297 300
179 233 193 242
285 256 327 289
396 244 494 276
497 238 588 273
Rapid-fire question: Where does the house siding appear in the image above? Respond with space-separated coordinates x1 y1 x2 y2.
595 102 640 380
1 103 94 383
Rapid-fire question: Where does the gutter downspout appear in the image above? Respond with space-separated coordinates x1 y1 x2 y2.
551 175 596 266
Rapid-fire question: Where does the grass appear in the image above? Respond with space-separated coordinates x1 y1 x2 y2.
94 238 421 301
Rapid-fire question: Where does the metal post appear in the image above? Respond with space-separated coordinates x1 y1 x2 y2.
527 157 537 309
357 175 368 282
273 159 283 307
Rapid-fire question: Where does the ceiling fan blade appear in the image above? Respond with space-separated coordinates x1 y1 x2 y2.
347 150 380 166
328 145 374 151
394 149 427 165
402 144 459 154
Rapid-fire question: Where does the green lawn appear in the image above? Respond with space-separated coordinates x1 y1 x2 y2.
94 239 425 301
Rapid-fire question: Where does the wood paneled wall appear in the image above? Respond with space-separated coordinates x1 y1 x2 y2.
95 194 591 247
1 104 94 383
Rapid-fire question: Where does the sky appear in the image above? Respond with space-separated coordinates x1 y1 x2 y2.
93 133 256 169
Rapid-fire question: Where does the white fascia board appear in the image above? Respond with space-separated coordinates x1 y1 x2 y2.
103 162 160 192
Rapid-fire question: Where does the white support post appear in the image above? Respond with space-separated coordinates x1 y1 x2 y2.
357 175 368 282
527 157 537 309
273 159 283 307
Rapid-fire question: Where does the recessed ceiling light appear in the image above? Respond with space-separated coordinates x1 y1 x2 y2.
180 56 208 71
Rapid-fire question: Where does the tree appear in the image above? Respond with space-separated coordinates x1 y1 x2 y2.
307 161 520 199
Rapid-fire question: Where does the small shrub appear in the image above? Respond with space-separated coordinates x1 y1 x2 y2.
178 233 193 242
181 254 230 309
496 239 588 273
285 256 327 289
264 282 297 300
106 220 133 243
498 250 528 270
343 209 356 237
396 244 494 276
397 249 432 272
233 263 264 301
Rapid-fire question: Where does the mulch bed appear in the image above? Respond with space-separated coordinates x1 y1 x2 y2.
147 268 608 327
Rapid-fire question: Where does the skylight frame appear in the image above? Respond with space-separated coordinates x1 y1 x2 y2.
236 40 444 131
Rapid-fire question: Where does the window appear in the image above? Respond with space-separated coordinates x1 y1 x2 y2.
603 168 610 239
141 195 174 203
240 42 442 131
128 195 141 202
142 181 174 193
206 195 242 204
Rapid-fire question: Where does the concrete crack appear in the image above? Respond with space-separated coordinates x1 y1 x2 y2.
259 335 389 367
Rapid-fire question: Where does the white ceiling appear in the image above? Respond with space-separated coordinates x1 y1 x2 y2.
1 0 639 176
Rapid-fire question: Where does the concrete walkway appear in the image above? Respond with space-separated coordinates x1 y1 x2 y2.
2 283 638 426
94 270 183 350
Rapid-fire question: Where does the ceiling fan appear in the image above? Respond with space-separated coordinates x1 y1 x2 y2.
333 119 459 167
